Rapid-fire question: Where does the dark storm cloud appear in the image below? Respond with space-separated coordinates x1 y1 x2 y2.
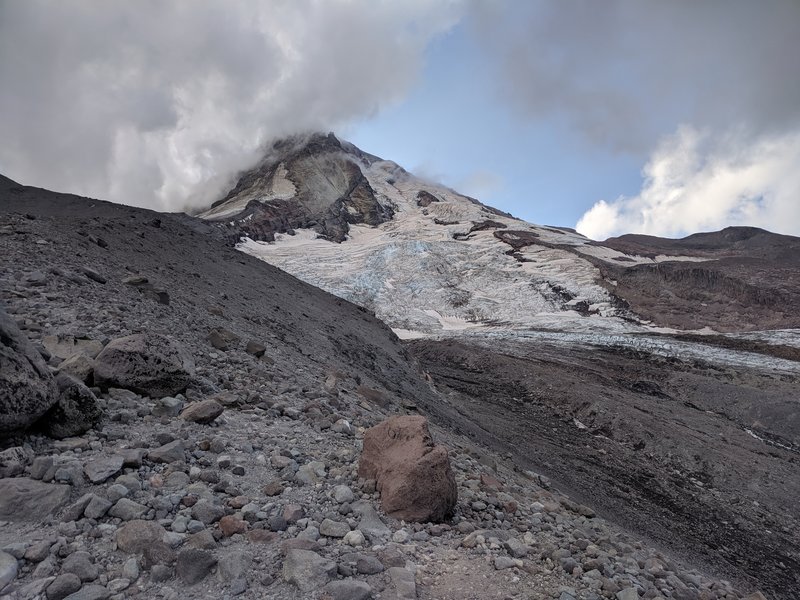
0 1 462 210
473 0 800 153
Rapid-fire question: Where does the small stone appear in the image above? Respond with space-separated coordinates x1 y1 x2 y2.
152 397 184 418
192 499 225 525
356 555 384 575
494 556 520 570
186 530 217 550
180 399 224 424
323 579 372 600
282 549 336 592
217 550 251 582
245 340 266 357
148 440 185 463
122 557 139 580
176 548 217 585
219 515 247 537
25 540 52 563
283 503 305 523
616 589 639 600
62 584 111 600
263 481 284 496
150 564 172 582
343 530 366 547
116 520 167 554
62 552 98 582
388 567 416 600
108 498 148 521
30 456 55 480
319 518 350 538
392 529 410 543
46 573 81 600
84 494 113 519
331 419 354 435
107 578 130 593
333 485 355 504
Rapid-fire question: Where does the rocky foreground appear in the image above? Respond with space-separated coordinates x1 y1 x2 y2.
0 181 778 599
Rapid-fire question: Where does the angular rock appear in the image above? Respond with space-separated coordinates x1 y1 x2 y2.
282 549 337 592
353 500 390 541
55 353 95 384
116 520 167 554
93 333 194 397
245 340 266 357
62 494 94 522
388 567 417 600
358 415 457 522
84 455 124 484
217 550 251 582
62 584 111 600
219 515 247 537
192 499 225 525
84 495 113 519
46 573 81 600
180 399 224 424
41 374 103 439
0 550 18 590
207 328 240 351
323 579 372 600
108 498 148 521
0 305 58 433
151 396 184 418
0 445 31 477
0 478 70 522
62 552 99 582
319 518 350 538
42 336 104 361
148 440 185 463
176 548 216 585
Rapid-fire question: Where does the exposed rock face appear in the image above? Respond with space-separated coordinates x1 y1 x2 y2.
359 415 457 523
199 133 393 244
93 333 194 397
40 374 103 439
0 305 58 434
592 227 800 331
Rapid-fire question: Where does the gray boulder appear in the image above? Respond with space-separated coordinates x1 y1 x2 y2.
40 374 102 439
0 305 58 434
0 478 70 522
93 333 194 397
282 549 336 592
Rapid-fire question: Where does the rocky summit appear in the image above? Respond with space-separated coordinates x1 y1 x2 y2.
0 146 797 600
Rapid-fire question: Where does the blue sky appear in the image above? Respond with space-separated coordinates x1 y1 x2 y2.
346 22 643 228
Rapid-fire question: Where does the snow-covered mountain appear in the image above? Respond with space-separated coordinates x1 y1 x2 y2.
199 133 800 335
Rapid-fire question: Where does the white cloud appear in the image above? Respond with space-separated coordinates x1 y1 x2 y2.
0 1 464 211
576 126 800 240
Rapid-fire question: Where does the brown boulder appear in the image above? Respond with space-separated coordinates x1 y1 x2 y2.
180 399 224 424
358 415 456 522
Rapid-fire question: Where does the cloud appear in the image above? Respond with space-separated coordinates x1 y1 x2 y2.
0 1 463 211
455 170 503 199
576 126 800 240
472 1 800 153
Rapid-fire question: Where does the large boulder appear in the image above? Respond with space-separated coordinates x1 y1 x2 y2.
93 333 194 397
39 374 103 439
358 415 457 522
0 306 58 434
0 478 71 521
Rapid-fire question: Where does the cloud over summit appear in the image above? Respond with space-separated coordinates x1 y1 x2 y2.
0 0 462 211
